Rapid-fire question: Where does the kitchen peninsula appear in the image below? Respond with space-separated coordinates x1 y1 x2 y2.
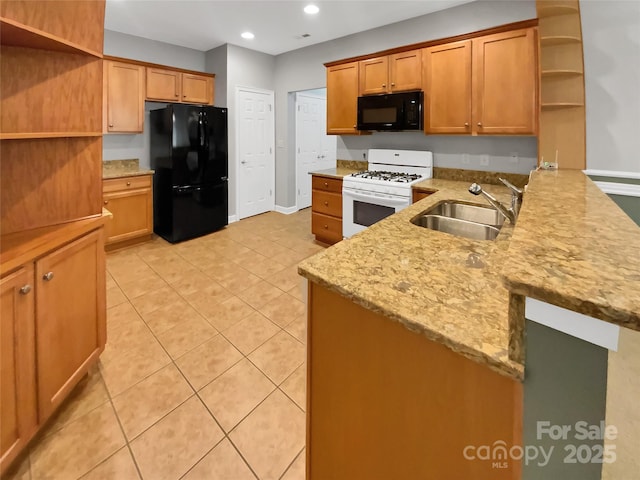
298 170 640 479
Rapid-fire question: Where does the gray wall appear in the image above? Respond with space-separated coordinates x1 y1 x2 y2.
272 0 538 208
103 30 208 169
581 1 640 173
215 44 276 218
205 45 228 107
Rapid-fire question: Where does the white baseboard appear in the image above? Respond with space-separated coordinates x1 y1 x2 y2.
275 205 298 215
584 169 640 180
593 181 640 198
228 215 238 224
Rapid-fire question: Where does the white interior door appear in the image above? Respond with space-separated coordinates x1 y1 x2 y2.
295 92 336 210
237 87 275 219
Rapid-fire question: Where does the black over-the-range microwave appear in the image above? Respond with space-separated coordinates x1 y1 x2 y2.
357 91 423 131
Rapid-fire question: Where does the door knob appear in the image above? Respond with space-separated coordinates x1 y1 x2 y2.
43 272 54 281
108 124 113 128
19 285 32 295
126 181 131 186
464 122 469 127
391 82 395 87
324 182 328 187
104 200 109 205
241 161 247 165
324 201 328 206
323 224 328 229
477 122 482 127
382 83 386 88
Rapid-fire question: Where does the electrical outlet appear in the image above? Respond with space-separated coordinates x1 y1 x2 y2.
480 155 490 166
509 152 519 164
462 153 470 165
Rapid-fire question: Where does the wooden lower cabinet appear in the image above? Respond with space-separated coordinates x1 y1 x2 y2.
307 283 523 480
0 227 106 474
311 175 343 244
0 266 37 472
412 187 436 203
103 175 153 250
35 229 106 420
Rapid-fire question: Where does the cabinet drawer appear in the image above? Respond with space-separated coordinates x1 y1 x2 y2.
312 191 342 217
103 175 151 193
312 176 342 194
312 213 343 244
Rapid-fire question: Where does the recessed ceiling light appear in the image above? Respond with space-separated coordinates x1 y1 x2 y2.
304 4 319 14
241 32 255 40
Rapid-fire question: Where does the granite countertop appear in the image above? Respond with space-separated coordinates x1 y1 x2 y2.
299 178 525 380
299 171 640 381
103 159 154 179
503 170 640 361
309 167 363 179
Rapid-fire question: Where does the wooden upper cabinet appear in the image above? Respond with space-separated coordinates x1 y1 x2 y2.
0 266 37 471
146 68 214 105
422 28 537 135
327 62 360 135
473 28 538 135
359 57 389 95
146 67 181 102
359 50 422 95
35 229 105 421
104 60 144 133
423 40 472 134
388 50 422 92
182 74 213 104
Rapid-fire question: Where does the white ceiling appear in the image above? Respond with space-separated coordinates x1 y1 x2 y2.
105 0 475 56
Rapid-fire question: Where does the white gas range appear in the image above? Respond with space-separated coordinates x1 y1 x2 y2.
342 149 433 238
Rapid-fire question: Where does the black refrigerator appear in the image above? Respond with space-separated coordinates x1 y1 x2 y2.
150 105 228 243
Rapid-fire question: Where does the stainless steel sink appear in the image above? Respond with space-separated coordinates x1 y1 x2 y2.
411 215 501 241
423 201 505 227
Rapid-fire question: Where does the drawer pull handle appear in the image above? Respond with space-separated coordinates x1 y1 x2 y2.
382 83 386 88
43 272 54 281
324 182 328 187
324 224 328 229
108 124 114 128
391 82 395 86
464 122 469 127
104 200 109 205
126 181 131 186
19 285 32 295
477 122 482 127
324 201 329 206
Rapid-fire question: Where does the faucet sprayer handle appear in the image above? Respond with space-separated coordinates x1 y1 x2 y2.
469 183 482 195
499 178 523 195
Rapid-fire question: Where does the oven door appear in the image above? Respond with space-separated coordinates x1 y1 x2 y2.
342 187 410 238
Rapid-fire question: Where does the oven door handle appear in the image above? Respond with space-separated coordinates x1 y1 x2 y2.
343 189 409 206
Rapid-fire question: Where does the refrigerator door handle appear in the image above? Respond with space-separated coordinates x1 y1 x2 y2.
198 111 205 147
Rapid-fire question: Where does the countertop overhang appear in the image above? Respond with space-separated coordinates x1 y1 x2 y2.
298 171 640 381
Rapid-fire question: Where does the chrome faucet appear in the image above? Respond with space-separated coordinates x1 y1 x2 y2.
468 178 523 224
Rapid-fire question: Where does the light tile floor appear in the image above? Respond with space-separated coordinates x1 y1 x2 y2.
6 209 322 480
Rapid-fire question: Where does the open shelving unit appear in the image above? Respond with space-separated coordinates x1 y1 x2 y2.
536 0 586 170
0 1 105 235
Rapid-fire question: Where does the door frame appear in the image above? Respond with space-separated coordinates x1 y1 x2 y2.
235 85 276 220
294 90 328 212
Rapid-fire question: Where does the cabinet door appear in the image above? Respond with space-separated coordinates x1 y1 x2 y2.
473 28 538 135
389 50 422 92
0 267 36 471
35 229 106 420
105 61 145 133
103 188 153 244
423 41 472 134
359 57 389 95
146 67 181 102
182 74 213 104
327 62 360 135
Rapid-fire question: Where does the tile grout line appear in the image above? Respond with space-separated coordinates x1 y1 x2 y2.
102 211 314 479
